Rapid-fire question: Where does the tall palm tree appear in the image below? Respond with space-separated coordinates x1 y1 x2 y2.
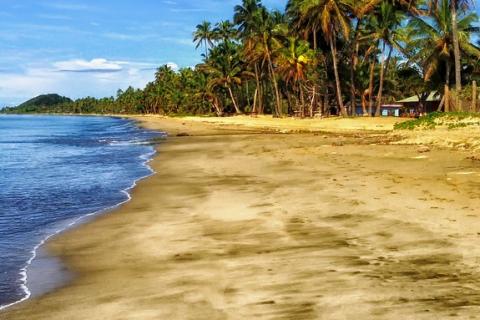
200 42 249 114
450 0 472 94
276 37 317 116
429 0 473 108
348 0 381 116
409 0 479 110
244 9 285 117
213 20 238 44
287 0 320 50
366 2 404 116
235 0 265 114
234 0 262 35
293 0 353 116
193 21 215 59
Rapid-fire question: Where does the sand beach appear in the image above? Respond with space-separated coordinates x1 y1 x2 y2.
2 116 480 319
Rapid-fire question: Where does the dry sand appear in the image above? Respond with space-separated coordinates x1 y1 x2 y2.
394 126 480 152
131 114 404 134
2 116 480 319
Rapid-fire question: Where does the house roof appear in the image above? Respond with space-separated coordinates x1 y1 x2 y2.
381 104 403 108
396 91 441 103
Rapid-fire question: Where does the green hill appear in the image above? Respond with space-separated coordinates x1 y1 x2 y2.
1 94 73 113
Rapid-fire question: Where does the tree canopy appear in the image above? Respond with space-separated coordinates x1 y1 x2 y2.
2 0 479 116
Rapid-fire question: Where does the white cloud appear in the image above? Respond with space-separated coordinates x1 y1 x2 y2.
0 58 179 106
166 62 179 71
54 58 123 72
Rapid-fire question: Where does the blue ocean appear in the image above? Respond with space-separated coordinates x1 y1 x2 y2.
0 115 161 309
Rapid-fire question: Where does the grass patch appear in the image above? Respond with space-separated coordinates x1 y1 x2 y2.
394 112 480 130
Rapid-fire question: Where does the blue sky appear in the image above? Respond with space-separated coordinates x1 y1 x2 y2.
0 0 286 106
0 1 478 106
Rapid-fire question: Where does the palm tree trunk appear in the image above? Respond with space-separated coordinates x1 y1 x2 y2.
444 85 450 112
245 81 251 111
310 85 316 117
445 60 451 112
252 88 258 114
228 86 241 114
451 2 462 110
349 58 356 116
330 32 346 116
254 63 263 114
437 94 445 112
267 55 282 117
211 95 223 116
362 90 368 116
368 59 375 117
349 21 361 116
299 84 305 118
376 42 392 117
204 39 208 60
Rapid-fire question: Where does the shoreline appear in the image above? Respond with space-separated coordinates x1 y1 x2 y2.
0 117 160 312
2 116 480 319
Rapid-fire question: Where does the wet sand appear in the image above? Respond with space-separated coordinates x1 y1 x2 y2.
2 116 480 319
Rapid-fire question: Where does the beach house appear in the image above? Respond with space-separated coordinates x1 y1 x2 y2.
396 92 442 116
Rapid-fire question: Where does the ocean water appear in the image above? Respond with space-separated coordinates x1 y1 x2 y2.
0 115 162 309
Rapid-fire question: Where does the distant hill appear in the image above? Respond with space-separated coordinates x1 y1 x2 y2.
16 94 73 110
1 94 73 113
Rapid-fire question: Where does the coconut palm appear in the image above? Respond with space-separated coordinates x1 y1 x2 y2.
292 0 353 116
193 21 215 59
234 0 263 36
428 0 473 107
409 0 480 110
235 0 267 114
365 1 404 116
213 20 238 44
200 42 249 114
449 0 472 94
347 0 384 116
276 37 317 116
286 0 320 50
244 9 285 117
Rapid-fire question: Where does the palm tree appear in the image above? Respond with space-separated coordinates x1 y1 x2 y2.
348 0 382 116
293 0 353 116
429 0 473 108
235 0 266 114
287 0 320 50
244 9 285 117
366 2 404 116
450 0 472 109
193 21 215 59
200 42 248 114
450 0 472 94
213 20 238 44
409 0 479 111
276 37 317 116
234 0 262 35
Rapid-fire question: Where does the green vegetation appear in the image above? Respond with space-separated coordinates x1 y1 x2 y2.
394 112 480 130
3 94 72 113
1 0 479 116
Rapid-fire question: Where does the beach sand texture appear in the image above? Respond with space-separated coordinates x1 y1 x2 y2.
2 116 480 319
